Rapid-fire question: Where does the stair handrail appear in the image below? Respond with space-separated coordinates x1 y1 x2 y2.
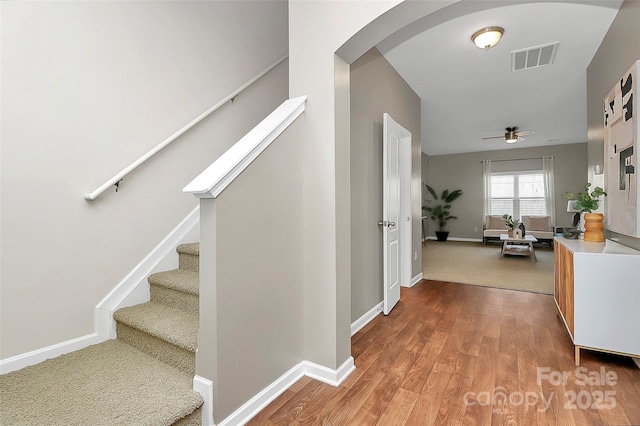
183 96 306 199
84 55 288 201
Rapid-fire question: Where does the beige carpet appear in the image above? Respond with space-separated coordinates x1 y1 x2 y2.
1 243 203 425
422 240 554 294
0 340 203 425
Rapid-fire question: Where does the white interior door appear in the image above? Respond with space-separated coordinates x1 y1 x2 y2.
383 113 411 315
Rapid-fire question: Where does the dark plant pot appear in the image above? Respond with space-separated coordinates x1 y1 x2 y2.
435 231 449 242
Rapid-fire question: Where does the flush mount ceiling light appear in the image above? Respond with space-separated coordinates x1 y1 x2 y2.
471 26 504 50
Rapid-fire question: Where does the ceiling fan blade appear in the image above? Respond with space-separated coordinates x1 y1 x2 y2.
481 135 504 140
515 130 534 136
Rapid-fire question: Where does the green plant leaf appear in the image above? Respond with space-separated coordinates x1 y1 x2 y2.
423 186 462 231
564 183 606 213
425 184 438 200
444 189 463 203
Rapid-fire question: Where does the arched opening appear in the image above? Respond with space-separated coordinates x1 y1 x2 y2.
339 0 622 322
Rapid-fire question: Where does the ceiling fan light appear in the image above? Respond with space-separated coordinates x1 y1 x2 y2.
505 137 518 144
505 130 518 143
471 26 504 49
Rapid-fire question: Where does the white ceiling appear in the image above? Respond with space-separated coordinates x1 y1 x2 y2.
378 1 622 156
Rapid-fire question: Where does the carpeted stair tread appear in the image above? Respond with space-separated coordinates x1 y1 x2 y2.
114 302 198 352
177 243 199 272
149 269 199 296
177 243 199 256
0 340 202 425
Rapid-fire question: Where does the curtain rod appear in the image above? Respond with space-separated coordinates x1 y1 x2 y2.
480 156 553 163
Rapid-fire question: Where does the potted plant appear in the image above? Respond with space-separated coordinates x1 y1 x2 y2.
423 185 463 242
502 214 520 237
563 183 607 242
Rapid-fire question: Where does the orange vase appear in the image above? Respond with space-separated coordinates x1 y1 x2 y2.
583 213 605 242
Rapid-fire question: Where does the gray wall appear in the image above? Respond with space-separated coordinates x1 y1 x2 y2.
587 0 640 250
424 143 588 239
198 119 304 422
0 1 288 358
350 47 422 322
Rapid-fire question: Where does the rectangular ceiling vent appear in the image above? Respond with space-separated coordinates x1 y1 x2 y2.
511 42 559 72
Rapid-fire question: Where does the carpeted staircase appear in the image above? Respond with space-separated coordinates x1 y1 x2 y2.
0 243 203 425
114 243 200 376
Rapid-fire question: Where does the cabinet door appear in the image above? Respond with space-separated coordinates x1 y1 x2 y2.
554 240 561 307
560 245 575 336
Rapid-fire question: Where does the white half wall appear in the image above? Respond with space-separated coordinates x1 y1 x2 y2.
196 118 305 422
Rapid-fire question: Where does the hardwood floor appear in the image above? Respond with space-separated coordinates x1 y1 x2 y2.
247 280 640 425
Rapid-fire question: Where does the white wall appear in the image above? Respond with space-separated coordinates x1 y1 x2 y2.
0 1 288 358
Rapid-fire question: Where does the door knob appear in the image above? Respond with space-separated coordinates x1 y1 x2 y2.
378 221 387 226
389 222 396 227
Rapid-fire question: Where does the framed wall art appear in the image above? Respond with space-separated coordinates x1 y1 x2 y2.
604 60 639 237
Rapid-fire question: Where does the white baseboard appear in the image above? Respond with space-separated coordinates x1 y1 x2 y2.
0 333 105 374
402 272 423 288
95 206 200 339
426 236 483 242
194 375 214 426
409 273 423 287
351 302 383 336
216 363 304 426
1 207 201 374
216 357 355 426
303 356 355 387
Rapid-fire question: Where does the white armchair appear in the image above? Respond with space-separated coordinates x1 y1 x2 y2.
482 215 509 244
521 215 554 245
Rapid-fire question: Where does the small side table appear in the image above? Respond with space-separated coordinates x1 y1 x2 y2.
500 234 538 262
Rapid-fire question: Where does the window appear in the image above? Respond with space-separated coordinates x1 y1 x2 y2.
482 157 555 226
489 172 547 219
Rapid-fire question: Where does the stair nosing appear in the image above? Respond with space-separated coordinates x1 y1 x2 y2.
177 243 199 256
114 302 198 352
148 269 199 296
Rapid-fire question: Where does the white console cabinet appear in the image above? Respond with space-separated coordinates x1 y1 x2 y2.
554 237 640 365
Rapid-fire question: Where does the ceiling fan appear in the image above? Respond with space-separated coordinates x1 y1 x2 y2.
482 126 535 144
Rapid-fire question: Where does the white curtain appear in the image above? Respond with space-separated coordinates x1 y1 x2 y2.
543 156 556 227
482 160 492 220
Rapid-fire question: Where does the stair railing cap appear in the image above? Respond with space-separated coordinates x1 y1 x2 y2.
183 96 306 199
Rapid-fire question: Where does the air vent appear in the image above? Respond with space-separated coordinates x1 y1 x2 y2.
511 42 559 71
